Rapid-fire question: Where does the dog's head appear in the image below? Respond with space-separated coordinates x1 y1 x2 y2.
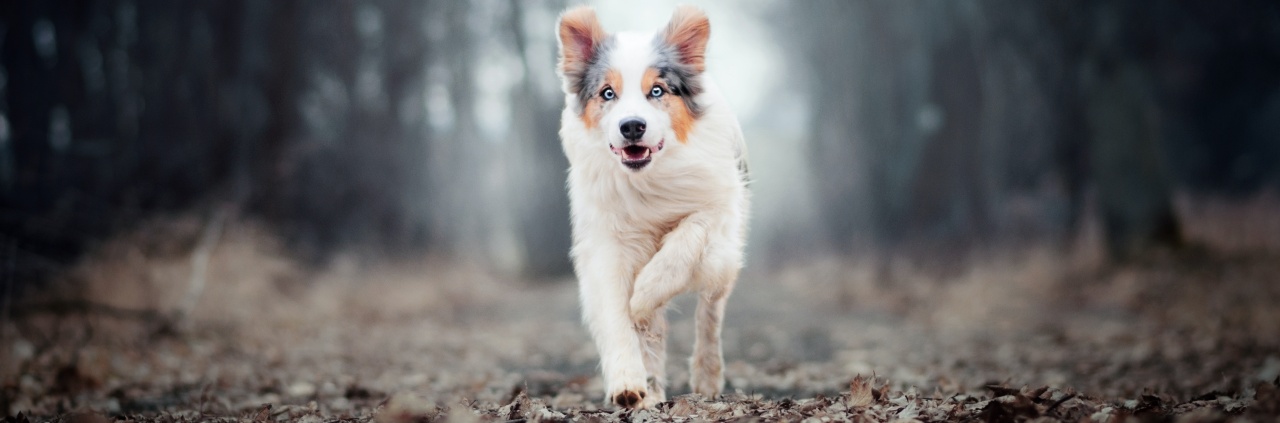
556 6 710 172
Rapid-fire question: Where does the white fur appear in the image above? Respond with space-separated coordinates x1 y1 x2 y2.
597 33 668 151
559 26 750 409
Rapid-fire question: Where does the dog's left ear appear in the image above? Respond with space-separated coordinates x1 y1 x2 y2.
660 5 711 74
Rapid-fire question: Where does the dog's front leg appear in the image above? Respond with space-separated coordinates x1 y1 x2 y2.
629 211 715 324
577 245 650 408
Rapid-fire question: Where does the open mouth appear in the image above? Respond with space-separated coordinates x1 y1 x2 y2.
621 145 651 168
612 140 664 170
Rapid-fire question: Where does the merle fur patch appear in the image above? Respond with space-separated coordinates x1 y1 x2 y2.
568 36 616 114
652 36 704 117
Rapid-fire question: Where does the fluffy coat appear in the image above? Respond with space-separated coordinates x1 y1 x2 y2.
555 5 750 409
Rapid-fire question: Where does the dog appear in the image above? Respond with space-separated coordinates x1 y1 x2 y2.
555 5 750 409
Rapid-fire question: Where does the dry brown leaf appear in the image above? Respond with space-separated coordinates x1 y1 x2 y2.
669 397 697 416
849 375 875 408
249 403 272 422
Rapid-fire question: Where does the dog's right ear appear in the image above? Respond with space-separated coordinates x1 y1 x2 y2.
557 6 606 86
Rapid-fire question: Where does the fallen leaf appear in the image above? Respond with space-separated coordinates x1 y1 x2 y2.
670 397 697 416
849 375 875 408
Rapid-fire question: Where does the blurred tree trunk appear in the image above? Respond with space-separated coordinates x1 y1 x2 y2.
2 2 60 251
1084 60 1182 259
506 0 572 277
379 0 431 248
2 2 53 199
251 0 303 227
424 0 485 258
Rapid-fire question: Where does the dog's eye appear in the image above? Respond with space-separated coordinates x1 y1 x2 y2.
650 86 664 98
601 88 616 100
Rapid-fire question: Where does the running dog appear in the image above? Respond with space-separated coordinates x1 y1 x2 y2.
555 5 750 409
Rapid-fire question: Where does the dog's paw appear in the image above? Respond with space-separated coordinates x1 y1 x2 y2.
689 361 724 398
607 367 651 409
638 393 663 409
638 379 665 409
689 376 722 398
611 388 647 409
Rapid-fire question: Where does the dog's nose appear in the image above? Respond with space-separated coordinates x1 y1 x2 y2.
620 118 646 141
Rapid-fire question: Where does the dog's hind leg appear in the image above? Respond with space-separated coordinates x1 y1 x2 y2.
689 287 730 398
637 306 668 408
672 212 741 398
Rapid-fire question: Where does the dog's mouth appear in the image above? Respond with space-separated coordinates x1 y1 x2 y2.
612 140 664 170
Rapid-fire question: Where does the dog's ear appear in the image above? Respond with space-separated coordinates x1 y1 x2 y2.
660 5 710 74
557 6 607 79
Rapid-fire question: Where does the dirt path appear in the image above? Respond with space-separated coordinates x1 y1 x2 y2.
3 236 1280 421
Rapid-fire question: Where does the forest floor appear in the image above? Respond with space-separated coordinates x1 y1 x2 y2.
4 196 1280 422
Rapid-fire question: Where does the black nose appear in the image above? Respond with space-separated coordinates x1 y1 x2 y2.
620 118 646 141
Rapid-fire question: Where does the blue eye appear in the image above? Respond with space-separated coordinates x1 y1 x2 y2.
650 86 664 97
602 88 616 100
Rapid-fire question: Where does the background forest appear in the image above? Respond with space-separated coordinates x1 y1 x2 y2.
2 1 1280 421
3 1 1279 280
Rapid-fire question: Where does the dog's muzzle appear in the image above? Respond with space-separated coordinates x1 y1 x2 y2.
611 118 663 170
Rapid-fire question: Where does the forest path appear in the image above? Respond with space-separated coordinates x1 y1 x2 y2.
3 247 1279 422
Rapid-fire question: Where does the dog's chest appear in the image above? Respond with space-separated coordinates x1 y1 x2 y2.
600 173 702 228
567 143 734 235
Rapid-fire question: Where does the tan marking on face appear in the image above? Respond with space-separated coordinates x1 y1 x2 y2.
667 94 695 143
580 68 624 130
645 67 695 143
605 68 623 98
642 68 661 92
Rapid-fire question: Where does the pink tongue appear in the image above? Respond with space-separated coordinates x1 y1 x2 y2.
626 149 646 160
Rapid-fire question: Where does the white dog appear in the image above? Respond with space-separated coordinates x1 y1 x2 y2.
556 5 750 409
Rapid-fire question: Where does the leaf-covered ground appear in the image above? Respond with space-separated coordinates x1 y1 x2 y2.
4 198 1280 422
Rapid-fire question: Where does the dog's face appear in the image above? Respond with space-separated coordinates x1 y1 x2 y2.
557 6 710 172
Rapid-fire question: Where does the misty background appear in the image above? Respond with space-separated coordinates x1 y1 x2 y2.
2 0 1279 292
